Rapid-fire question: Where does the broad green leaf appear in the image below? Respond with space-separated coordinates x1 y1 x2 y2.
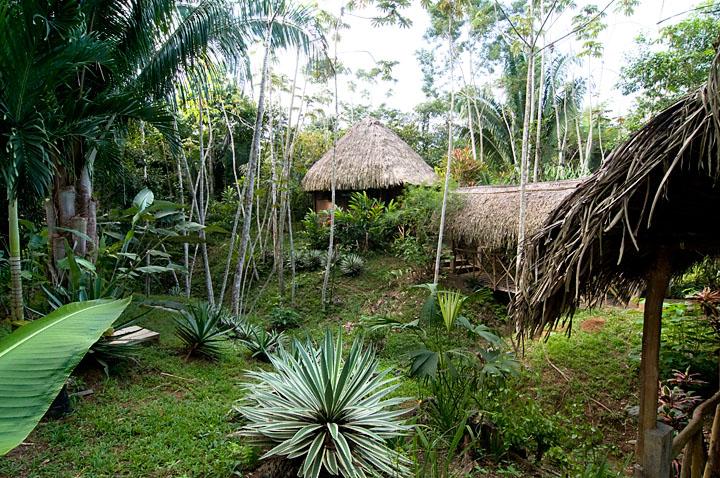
54 227 95 244
0 298 131 455
135 265 173 274
132 188 154 210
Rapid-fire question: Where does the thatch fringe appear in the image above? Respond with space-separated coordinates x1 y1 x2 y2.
447 180 581 252
301 117 437 192
513 49 720 338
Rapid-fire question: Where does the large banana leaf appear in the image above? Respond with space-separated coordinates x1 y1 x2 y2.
0 298 131 455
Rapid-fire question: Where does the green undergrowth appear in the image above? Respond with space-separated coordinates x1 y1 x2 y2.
1 256 662 478
511 308 644 473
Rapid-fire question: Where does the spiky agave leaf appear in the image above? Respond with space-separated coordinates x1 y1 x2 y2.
238 328 286 362
236 331 411 478
174 302 231 360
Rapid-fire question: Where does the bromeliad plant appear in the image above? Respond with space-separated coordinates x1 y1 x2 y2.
236 331 411 478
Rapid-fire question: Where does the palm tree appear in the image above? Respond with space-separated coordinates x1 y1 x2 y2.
0 1 117 321
1 0 320 318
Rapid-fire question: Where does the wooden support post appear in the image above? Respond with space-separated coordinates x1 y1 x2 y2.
692 432 706 478
642 422 674 478
682 437 695 478
450 240 456 274
636 249 672 464
705 402 720 477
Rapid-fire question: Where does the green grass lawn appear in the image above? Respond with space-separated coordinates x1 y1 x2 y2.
2 256 651 478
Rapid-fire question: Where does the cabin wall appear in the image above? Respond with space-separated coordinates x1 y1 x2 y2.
311 186 405 212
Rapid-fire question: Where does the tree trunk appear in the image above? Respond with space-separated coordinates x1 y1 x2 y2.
636 248 672 464
8 196 23 322
278 50 301 297
197 95 215 305
549 47 564 179
583 61 593 175
322 17 341 307
218 98 240 306
231 23 273 317
433 9 455 285
533 30 546 183
516 7 536 280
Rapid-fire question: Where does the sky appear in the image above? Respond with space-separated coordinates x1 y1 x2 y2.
263 0 703 120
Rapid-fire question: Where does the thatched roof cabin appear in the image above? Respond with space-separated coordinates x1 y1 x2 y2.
302 117 437 211
448 179 582 252
513 51 720 470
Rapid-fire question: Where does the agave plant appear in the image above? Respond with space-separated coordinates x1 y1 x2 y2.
237 332 411 478
223 315 259 341
339 253 365 276
174 302 231 360
238 328 286 362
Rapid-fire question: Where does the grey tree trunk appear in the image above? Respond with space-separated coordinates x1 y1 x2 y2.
465 20 477 163
232 23 274 317
516 2 536 279
218 98 240 306
433 10 455 285
322 18 341 307
8 196 23 322
197 95 215 305
533 35 546 183
277 51 301 297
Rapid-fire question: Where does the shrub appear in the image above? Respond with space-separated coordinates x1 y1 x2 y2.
300 192 399 252
391 184 461 273
338 253 365 276
269 307 301 330
293 249 324 271
174 302 231 360
300 211 329 250
236 332 411 478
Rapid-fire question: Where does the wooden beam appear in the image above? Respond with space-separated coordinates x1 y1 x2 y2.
636 248 672 464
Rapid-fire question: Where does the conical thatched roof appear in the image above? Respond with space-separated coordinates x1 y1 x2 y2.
513 51 720 337
447 179 582 252
301 117 438 191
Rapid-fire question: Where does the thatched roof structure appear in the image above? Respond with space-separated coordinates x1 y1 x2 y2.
301 117 437 192
513 52 720 338
447 179 582 252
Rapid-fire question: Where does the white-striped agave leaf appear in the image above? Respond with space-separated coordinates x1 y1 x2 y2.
236 331 411 478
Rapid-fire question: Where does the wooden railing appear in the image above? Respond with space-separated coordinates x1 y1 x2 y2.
449 247 517 293
640 391 720 477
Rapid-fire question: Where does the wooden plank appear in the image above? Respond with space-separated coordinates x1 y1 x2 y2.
113 325 142 334
107 327 160 345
